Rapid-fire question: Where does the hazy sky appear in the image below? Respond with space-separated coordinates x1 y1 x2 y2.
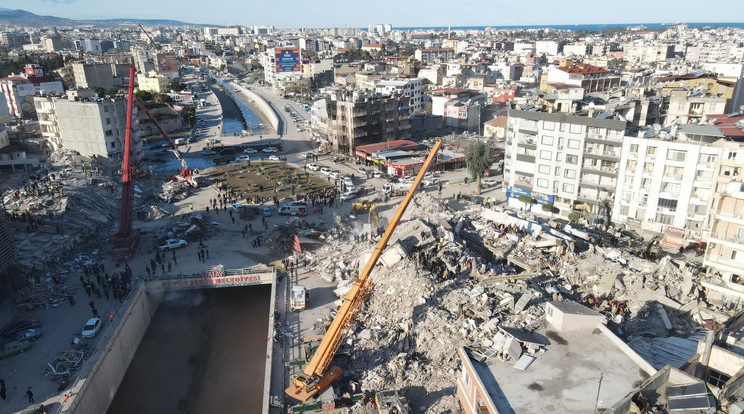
2 0 743 28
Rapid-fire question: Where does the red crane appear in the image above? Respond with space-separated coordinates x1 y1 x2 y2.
113 65 138 259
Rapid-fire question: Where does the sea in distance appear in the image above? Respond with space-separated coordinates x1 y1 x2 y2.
394 22 744 31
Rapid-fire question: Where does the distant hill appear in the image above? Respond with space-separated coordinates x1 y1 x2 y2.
0 9 195 27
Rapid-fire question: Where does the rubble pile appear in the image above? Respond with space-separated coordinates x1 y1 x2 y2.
2 151 123 271
158 180 191 202
289 192 726 410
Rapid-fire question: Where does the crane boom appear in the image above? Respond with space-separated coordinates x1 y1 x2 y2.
112 65 138 259
286 139 443 402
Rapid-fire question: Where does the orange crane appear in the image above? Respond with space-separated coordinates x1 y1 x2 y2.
285 139 443 402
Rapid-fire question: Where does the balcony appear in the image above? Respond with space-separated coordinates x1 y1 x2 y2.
353 110 367 117
517 138 537 149
516 153 535 163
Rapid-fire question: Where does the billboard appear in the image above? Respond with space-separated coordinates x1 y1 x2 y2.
274 47 301 73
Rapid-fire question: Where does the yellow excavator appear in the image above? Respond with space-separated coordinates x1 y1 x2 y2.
285 139 443 403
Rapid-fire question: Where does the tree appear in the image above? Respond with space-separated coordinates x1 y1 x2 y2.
90 86 105 98
134 89 152 101
466 141 494 195
169 78 187 92
154 94 172 105
105 87 119 96
182 105 196 127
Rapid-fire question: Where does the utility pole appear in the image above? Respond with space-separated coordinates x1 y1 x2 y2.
593 370 604 414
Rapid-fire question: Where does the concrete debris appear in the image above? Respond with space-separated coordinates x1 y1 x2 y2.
276 190 730 409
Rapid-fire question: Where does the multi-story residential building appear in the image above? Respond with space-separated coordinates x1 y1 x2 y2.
33 92 143 161
535 40 562 56
704 181 744 285
545 60 620 94
414 48 455 65
504 110 626 220
0 65 64 118
663 88 728 126
260 46 302 87
562 43 589 56
41 36 62 52
81 38 102 54
136 72 171 93
1 32 29 48
622 44 674 63
612 125 724 244
375 78 425 113
71 62 116 89
312 93 411 155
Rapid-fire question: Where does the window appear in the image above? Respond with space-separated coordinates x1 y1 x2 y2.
538 164 550 174
106 118 111 125
105 130 113 137
655 212 674 225
728 151 738 160
666 150 686 162
110 142 116 148
559 123 566 132
543 121 555 131
104 106 109 113
564 169 576 178
562 183 575 192
566 154 578 165
619 205 630 215
647 147 656 155
541 135 554 145
568 139 581 149
658 198 678 211
540 150 552 160
677 102 685 111
555 167 561 175
626 160 637 171
661 182 681 194
537 178 549 188
569 123 582 134
630 144 639 153
708 370 731 388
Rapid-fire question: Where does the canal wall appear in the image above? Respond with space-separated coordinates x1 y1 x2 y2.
67 285 164 414
230 82 284 135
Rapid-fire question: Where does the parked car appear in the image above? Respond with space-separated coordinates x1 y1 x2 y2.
307 163 320 171
423 177 440 186
329 171 340 179
243 148 258 154
81 318 102 339
201 149 216 156
1 319 41 338
0 341 30 359
268 155 280 161
262 207 273 217
158 239 187 251
235 155 251 162
357 167 368 176
320 166 332 175
301 152 313 159
373 171 383 179
14 328 41 342
482 178 498 187
339 191 357 202
262 147 278 153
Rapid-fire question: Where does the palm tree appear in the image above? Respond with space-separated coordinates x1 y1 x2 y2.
466 141 494 195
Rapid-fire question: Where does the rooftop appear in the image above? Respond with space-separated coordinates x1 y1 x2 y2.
466 327 649 413
556 63 610 75
709 113 744 138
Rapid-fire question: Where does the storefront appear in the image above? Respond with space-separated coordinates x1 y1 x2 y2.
384 158 425 177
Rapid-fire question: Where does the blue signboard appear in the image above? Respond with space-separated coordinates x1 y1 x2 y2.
506 186 554 205
274 47 301 73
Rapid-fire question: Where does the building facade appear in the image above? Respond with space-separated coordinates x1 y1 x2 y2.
504 110 626 220
34 94 143 161
612 126 723 244
704 182 744 283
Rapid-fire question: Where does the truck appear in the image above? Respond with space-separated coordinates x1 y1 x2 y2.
290 286 308 311
382 182 412 197
278 204 307 216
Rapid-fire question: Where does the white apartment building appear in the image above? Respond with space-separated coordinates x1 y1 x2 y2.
34 93 143 161
612 125 723 243
375 78 425 113
563 43 589 57
136 72 170 93
504 110 627 220
704 181 744 289
535 40 561 56
259 47 303 87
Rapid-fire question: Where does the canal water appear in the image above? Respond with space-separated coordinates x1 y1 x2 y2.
107 285 271 414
